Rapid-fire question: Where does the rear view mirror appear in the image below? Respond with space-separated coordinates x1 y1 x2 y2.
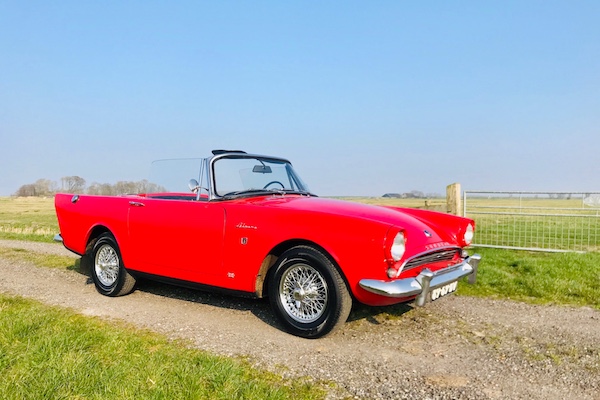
188 179 200 193
252 165 272 174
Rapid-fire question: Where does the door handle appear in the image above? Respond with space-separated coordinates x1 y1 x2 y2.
129 201 145 207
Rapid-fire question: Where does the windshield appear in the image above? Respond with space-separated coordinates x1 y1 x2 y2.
212 156 310 197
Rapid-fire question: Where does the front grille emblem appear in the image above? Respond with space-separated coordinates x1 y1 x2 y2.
424 230 432 238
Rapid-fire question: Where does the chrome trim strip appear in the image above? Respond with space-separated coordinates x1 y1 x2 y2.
53 234 63 243
358 254 481 305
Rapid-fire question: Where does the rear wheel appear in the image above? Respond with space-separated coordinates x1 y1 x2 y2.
268 246 352 338
91 233 136 297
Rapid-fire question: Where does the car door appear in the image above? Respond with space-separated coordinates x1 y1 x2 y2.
127 197 225 285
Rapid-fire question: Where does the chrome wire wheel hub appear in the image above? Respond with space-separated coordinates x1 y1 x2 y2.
279 263 328 323
95 244 119 287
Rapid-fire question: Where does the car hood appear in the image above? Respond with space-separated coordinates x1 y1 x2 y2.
245 195 459 245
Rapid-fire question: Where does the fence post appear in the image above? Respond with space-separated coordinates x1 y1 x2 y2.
447 183 462 216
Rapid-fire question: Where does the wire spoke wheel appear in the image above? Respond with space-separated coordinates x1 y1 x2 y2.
95 244 120 287
269 246 352 338
90 233 136 297
279 263 328 323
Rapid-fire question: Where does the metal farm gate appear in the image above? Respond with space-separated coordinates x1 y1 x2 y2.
463 191 600 252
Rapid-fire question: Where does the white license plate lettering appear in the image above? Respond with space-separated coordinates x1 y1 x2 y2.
431 281 458 301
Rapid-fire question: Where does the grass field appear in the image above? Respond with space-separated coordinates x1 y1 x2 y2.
0 294 322 400
459 247 599 309
464 196 600 252
0 197 57 242
333 196 445 209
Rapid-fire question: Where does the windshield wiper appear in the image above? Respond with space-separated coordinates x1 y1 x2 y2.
273 189 317 197
222 189 272 198
222 188 317 199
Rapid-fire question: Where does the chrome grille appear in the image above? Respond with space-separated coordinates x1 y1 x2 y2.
402 249 460 272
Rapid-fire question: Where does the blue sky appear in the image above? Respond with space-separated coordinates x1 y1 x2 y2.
1 1 599 196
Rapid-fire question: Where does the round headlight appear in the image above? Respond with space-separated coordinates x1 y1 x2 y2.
464 223 474 245
391 231 406 261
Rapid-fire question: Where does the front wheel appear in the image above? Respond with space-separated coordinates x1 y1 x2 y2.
268 246 352 338
91 233 136 297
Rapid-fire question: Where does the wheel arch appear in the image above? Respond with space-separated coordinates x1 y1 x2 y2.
85 225 113 253
254 239 351 299
79 225 115 276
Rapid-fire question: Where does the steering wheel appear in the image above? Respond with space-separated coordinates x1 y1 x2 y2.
263 181 285 190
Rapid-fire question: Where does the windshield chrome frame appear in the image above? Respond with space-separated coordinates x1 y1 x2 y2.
207 152 295 201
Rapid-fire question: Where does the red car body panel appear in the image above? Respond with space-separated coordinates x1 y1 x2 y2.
55 192 475 306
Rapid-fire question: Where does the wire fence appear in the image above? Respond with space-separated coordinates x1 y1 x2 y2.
464 191 600 252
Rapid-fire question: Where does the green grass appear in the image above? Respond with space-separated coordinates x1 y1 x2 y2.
333 196 444 208
457 247 600 309
471 213 600 252
465 196 600 252
0 247 327 399
0 247 78 269
0 197 58 242
0 294 324 400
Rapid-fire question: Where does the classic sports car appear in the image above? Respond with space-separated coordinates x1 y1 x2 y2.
55 150 481 338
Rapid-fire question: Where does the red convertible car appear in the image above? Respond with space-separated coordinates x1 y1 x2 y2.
55 150 481 338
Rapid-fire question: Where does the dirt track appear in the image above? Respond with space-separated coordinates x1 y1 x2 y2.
0 239 598 399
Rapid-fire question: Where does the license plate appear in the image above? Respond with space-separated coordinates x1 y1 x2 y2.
430 281 458 301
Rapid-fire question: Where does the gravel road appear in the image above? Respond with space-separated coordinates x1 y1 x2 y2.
0 239 598 399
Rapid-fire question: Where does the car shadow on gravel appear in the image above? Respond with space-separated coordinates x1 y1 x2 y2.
72 258 281 328
71 256 414 333
137 279 278 325
348 302 414 323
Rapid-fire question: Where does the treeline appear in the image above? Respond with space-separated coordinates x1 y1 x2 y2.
382 190 441 199
14 176 166 197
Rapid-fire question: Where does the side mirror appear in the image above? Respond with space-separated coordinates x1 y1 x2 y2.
188 179 200 193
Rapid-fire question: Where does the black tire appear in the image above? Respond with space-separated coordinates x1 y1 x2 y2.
90 233 136 297
268 245 352 338
78 237 97 276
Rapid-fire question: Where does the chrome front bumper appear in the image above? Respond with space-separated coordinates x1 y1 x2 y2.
359 254 481 306
53 234 63 242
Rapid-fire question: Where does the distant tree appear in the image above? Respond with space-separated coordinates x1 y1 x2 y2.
35 179 58 196
87 182 116 195
113 181 139 195
15 184 38 197
410 190 425 199
135 179 167 193
14 179 58 197
60 176 86 193
16 177 169 197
